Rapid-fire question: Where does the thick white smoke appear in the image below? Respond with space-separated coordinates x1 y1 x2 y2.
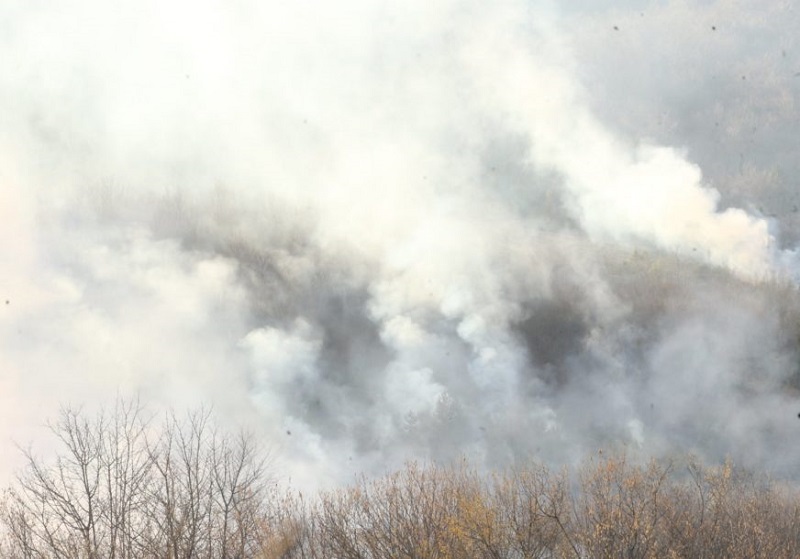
1 0 799 490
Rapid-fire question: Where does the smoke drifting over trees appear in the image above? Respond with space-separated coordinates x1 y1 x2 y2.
1 0 800 491
4 404 800 558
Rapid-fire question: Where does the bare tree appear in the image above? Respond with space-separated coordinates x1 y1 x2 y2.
3 401 141 559
145 408 215 559
1 401 276 559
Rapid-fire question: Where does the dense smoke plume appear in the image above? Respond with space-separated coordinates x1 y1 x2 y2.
1 0 799 490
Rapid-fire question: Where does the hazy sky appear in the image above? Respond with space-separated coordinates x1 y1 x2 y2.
1 0 799 490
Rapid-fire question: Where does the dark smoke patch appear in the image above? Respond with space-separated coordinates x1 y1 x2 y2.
515 300 589 386
315 293 390 384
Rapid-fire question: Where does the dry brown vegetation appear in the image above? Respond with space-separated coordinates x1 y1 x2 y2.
272 456 800 559
3 403 800 558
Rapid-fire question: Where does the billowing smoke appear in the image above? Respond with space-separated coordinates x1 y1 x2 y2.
2 0 800 490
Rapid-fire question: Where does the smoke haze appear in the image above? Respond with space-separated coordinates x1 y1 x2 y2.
2 0 800 489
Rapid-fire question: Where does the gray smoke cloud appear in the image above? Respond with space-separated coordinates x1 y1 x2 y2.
2 0 799 490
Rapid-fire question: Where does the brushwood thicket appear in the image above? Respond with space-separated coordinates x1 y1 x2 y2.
2 402 799 558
